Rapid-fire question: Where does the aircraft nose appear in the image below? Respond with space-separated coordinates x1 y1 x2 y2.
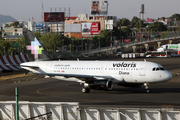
165 71 172 81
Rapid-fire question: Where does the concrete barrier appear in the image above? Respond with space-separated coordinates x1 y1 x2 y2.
0 101 179 120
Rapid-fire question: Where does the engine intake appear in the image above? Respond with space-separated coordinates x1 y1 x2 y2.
93 80 113 90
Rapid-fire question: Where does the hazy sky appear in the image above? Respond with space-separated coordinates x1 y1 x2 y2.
1 0 180 22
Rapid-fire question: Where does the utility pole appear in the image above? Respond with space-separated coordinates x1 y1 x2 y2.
15 87 19 120
110 31 112 57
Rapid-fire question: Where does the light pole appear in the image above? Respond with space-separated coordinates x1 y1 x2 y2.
62 39 64 53
4 47 5 56
110 30 113 57
72 39 74 52
98 37 101 49
81 37 83 51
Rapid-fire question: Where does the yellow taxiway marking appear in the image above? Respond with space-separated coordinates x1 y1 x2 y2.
37 84 113 103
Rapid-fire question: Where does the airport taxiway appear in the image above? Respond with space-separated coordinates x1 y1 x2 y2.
0 57 180 108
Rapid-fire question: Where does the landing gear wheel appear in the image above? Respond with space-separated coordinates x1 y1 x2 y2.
144 83 149 93
82 87 90 93
145 89 150 93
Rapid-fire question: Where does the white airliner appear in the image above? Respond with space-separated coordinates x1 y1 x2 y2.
20 31 172 93
157 44 180 54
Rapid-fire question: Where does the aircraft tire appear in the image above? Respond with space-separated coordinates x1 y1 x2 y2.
82 87 90 93
145 89 150 93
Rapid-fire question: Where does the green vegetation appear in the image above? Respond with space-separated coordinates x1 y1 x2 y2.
0 36 26 56
1 14 180 55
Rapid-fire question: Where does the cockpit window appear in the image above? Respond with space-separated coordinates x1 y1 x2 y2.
156 68 160 71
152 67 165 71
160 67 165 70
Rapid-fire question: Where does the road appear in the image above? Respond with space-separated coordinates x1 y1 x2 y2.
0 57 180 108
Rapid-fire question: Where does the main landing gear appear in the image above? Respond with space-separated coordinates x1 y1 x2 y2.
144 83 149 93
82 83 90 93
82 87 90 93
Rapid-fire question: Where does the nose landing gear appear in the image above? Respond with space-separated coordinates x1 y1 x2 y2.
144 83 149 93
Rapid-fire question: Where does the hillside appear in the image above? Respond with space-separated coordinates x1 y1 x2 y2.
0 14 17 27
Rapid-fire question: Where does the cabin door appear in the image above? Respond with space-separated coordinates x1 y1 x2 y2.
139 63 146 76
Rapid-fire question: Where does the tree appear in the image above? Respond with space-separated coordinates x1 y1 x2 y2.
39 33 54 52
16 36 27 54
121 28 132 38
0 40 11 55
99 30 110 46
170 13 180 20
117 18 130 27
33 31 41 40
160 31 168 38
10 21 19 27
131 16 144 28
148 22 167 32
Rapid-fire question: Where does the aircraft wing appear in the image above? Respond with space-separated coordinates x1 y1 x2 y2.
35 73 112 80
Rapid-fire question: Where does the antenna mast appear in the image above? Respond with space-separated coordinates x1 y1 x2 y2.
41 0 44 22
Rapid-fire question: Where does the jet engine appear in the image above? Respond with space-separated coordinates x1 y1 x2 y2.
93 80 113 90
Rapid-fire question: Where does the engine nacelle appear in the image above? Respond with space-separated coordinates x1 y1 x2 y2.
93 80 113 90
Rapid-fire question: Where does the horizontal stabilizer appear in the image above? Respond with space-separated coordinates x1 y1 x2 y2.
20 65 39 69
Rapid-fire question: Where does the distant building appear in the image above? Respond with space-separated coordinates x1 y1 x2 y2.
2 21 24 41
64 14 117 38
28 20 36 32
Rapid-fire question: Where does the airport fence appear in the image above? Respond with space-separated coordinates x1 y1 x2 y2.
0 101 180 120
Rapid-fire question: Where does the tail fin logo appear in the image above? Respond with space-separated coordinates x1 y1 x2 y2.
27 37 44 59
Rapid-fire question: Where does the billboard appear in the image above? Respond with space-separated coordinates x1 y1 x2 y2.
36 24 43 29
44 12 64 22
82 22 99 35
90 22 99 35
124 39 131 43
91 1 108 15
65 24 81 33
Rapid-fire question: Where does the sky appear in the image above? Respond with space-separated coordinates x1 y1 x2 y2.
0 0 180 22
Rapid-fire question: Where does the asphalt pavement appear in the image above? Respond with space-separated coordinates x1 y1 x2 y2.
0 57 180 108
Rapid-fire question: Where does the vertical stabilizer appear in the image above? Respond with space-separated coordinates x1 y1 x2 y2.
23 30 52 61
